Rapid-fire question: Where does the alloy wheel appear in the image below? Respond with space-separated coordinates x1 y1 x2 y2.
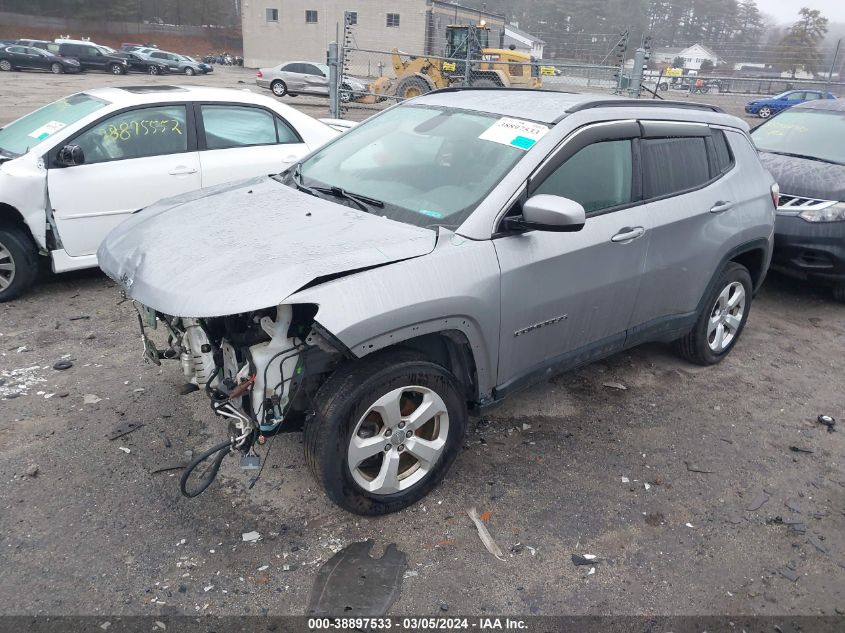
759 106 772 118
348 386 449 495
707 281 745 352
0 60 11 71
51 63 62 74
0 239 16 291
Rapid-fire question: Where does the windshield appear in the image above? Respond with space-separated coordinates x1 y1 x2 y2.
296 105 530 229
752 108 845 166
0 93 109 157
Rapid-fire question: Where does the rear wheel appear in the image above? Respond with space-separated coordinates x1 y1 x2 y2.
51 62 63 74
674 262 752 365
0 225 39 303
305 351 468 515
395 76 431 100
271 79 287 97
0 59 12 71
758 106 772 118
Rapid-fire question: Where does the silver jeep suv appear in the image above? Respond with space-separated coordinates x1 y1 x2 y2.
99 89 777 515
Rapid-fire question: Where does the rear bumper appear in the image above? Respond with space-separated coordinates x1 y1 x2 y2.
771 214 845 285
255 77 271 89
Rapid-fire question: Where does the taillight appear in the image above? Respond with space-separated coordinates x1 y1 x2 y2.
256 69 263 77
771 183 780 209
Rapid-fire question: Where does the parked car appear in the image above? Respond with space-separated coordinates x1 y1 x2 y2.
751 98 845 301
145 50 207 75
51 42 129 74
113 51 169 75
256 61 368 102
0 45 81 74
0 86 344 301
16 39 52 51
98 91 777 515
745 89 836 119
183 55 213 74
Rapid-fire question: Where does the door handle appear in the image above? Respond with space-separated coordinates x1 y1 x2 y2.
611 226 645 243
169 166 198 176
710 200 734 214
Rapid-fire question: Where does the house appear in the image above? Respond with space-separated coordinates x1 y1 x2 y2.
503 23 544 59
653 43 721 70
241 0 506 68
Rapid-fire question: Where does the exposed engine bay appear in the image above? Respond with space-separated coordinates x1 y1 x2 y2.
136 302 345 495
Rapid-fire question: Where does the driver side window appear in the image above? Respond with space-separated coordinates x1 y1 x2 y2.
70 105 188 164
533 140 633 215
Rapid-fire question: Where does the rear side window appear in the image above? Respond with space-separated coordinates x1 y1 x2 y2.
201 105 279 149
641 137 710 199
534 140 633 214
711 129 734 174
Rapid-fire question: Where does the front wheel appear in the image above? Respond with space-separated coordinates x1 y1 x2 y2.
51 62 63 74
305 351 468 515
673 262 752 365
148 65 159 75
110 63 124 75
758 106 772 118
184 67 195 76
0 225 39 303
339 84 352 103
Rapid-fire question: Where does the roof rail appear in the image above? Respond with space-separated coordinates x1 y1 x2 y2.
566 99 723 114
426 86 581 96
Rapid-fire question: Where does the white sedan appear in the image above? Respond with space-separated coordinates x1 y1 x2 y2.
0 85 348 301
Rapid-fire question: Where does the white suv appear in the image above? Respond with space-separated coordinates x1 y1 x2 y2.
0 86 341 300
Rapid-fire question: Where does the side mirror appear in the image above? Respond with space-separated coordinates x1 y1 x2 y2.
56 144 85 167
504 194 586 233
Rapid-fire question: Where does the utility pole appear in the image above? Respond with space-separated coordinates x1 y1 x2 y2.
826 38 842 89
328 42 339 119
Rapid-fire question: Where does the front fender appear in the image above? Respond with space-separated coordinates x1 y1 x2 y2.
288 232 501 401
0 156 48 251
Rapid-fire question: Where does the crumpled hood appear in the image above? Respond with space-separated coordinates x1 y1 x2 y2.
98 176 437 317
759 152 845 201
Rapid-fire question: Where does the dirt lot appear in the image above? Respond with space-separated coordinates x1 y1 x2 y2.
1 67 844 619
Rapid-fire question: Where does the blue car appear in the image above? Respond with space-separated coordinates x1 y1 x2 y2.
745 89 836 119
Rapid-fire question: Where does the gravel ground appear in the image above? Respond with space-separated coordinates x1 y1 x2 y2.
1 66 844 618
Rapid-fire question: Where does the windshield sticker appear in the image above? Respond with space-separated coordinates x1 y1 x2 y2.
27 120 66 141
479 117 549 151
418 209 445 219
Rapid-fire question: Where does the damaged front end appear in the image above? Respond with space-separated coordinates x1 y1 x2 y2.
137 302 347 494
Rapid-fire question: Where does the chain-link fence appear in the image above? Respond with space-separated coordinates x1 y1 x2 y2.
331 44 845 123
336 45 618 115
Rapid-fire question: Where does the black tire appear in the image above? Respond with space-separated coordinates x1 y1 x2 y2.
674 262 753 366
471 77 499 88
271 79 287 97
395 76 431 100
659 82 669 92
700 85 710 94
0 59 13 72
832 285 845 303
304 350 468 515
0 224 39 303
51 62 63 74
184 67 195 76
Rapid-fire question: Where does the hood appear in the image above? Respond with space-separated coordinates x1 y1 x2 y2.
98 177 438 317
758 152 845 201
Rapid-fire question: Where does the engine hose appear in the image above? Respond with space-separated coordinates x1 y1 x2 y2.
179 439 233 498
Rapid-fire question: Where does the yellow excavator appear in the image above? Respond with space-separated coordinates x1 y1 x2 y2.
372 24 542 100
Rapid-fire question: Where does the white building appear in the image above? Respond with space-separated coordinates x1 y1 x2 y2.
503 23 544 59
653 44 721 70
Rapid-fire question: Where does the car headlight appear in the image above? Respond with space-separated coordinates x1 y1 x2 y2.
799 202 845 223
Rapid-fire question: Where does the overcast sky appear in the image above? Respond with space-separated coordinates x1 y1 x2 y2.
756 0 845 25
